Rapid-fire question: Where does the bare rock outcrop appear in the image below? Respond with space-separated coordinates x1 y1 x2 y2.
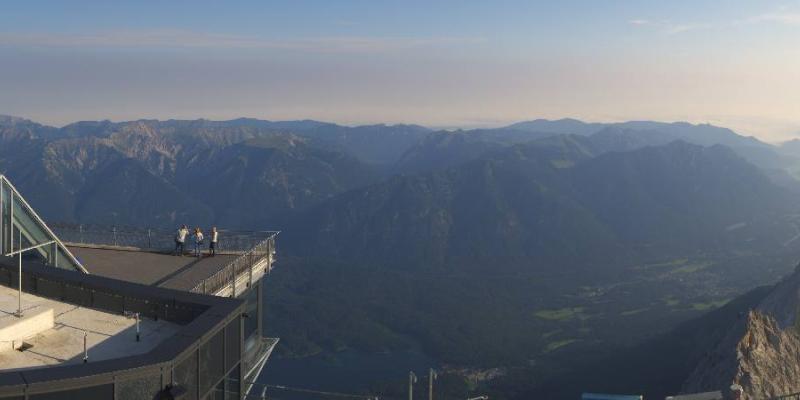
683 266 800 398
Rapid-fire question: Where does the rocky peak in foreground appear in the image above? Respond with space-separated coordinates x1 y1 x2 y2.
683 265 800 398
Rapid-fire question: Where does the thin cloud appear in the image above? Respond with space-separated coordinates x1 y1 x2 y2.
630 8 800 35
664 23 714 35
0 30 486 53
629 19 714 35
744 12 800 25
628 19 651 26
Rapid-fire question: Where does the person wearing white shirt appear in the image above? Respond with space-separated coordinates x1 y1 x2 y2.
193 227 204 258
174 225 189 256
209 227 219 256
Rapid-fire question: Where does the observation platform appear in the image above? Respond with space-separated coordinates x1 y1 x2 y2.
54 224 279 296
68 246 238 290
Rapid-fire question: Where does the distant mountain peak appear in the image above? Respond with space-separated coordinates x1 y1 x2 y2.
0 114 40 126
503 118 608 137
520 117 585 123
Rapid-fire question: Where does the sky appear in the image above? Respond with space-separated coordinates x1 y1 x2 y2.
1 1 799 142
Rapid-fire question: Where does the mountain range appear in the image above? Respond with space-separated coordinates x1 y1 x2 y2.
3 114 800 398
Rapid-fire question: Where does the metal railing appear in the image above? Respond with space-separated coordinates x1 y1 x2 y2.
243 337 279 383
773 393 800 400
49 222 279 297
221 378 381 400
655 391 800 400
51 222 276 255
190 233 277 295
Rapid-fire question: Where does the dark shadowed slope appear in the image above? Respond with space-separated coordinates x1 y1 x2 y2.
284 140 794 271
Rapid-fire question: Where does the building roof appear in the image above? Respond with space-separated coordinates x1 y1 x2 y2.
0 284 179 371
0 260 244 386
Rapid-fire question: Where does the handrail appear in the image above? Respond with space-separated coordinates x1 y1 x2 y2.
232 379 380 400
772 393 800 400
51 222 278 255
4 240 55 257
190 233 278 295
667 390 800 400
47 220 279 297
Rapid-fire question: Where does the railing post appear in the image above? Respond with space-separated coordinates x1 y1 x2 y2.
231 268 236 298
0 179 4 256
135 312 140 342
248 251 253 288
79 224 83 244
83 331 89 363
267 238 274 274
147 228 152 249
113 226 117 246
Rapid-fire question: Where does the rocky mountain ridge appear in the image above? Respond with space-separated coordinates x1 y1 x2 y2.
683 265 800 398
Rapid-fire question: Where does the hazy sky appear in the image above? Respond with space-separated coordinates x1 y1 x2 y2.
1 1 799 142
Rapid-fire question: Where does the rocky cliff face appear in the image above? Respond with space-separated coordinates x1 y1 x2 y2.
683 266 800 398
0 118 379 227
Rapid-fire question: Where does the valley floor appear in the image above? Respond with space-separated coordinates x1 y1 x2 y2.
261 247 800 400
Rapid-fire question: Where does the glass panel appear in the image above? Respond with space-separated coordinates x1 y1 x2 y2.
224 364 240 400
225 318 241 372
200 330 225 396
1 181 11 255
12 233 53 268
0 177 83 271
11 192 50 245
243 286 259 348
210 380 225 400
29 385 114 400
116 373 162 400
174 351 199 400
55 246 78 271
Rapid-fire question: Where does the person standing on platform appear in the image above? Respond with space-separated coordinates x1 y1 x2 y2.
174 225 188 256
193 227 204 258
209 227 219 256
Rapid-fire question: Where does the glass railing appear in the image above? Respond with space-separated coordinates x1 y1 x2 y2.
243 337 279 383
772 393 800 400
221 378 381 400
48 221 278 296
50 222 277 255
0 175 85 272
189 234 277 295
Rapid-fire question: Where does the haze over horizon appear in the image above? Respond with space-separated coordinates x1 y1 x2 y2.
0 113 784 146
2 0 800 141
